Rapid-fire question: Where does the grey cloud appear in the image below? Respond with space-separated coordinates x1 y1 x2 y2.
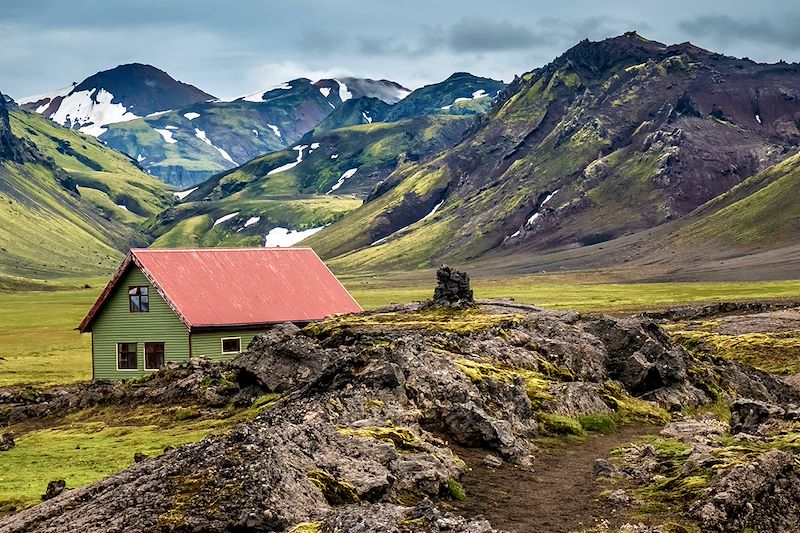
447 18 544 52
298 30 348 54
678 14 800 48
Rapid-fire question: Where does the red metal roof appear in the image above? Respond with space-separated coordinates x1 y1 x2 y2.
79 248 361 332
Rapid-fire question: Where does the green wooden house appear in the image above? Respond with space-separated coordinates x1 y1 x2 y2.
79 248 362 380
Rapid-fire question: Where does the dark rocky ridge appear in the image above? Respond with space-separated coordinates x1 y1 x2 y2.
1 303 798 532
0 93 37 164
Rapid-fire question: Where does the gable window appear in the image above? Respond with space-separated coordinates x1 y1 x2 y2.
117 343 138 370
221 337 241 354
129 286 149 313
144 342 165 370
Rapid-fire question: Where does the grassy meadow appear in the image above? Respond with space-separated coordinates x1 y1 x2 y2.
2 272 799 387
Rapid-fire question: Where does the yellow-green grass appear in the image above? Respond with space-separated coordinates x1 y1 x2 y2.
2 274 799 387
9 109 174 219
0 399 284 513
345 273 800 312
0 422 209 511
0 285 101 386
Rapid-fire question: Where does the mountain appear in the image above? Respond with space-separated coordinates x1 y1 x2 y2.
147 115 473 248
0 91 174 287
384 72 505 121
303 33 800 274
18 64 213 137
316 73 506 131
21 67 506 188
95 77 412 187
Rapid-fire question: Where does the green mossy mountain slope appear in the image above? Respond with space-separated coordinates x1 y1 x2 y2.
303 33 800 273
149 115 472 248
0 100 173 284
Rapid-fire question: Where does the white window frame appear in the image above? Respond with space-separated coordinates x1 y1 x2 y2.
144 342 165 371
116 342 139 371
220 337 242 355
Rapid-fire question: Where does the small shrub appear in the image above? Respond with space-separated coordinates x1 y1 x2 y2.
174 407 200 421
447 478 466 501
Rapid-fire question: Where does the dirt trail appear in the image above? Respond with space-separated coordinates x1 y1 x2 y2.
452 425 660 533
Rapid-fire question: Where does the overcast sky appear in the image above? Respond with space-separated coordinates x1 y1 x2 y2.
3 0 800 100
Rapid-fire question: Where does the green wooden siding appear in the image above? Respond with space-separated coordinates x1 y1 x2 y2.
191 329 270 362
91 267 190 380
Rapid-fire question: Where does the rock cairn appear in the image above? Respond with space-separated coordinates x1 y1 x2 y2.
427 265 474 308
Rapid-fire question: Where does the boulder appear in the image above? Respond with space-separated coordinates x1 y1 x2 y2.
41 480 66 501
729 398 785 435
0 431 14 451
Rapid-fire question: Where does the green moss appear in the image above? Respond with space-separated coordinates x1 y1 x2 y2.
668 329 800 375
447 478 467 501
600 382 671 424
536 358 575 381
364 398 386 411
304 308 523 337
538 413 586 436
578 414 618 434
397 516 430 528
288 521 323 533
307 470 360 505
337 424 425 451
454 359 554 404
174 407 200 421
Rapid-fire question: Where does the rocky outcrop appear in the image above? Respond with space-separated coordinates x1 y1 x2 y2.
640 301 800 322
0 92 36 163
695 450 800 533
0 358 263 426
1 303 797 532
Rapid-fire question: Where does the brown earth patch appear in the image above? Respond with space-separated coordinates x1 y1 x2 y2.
451 425 661 532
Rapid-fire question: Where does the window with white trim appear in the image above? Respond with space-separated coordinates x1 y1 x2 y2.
221 337 241 354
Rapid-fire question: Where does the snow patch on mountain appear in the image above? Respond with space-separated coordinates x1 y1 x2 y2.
267 145 307 175
335 80 353 102
173 187 198 200
444 89 492 110
213 212 239 227
327 168 358 194
239 82 293 103
194 128 236 165
319 87 331 97
48 88 140 136
267 124 282 138
155 128 177 144
184 112 200 120
244 216 261 228
264 226 324 247
362 111 373 123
